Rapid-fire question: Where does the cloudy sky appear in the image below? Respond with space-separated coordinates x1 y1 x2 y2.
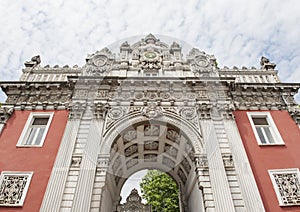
0 0 300 102
0 0 299 202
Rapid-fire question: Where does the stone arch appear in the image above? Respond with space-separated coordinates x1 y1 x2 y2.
100 111 203 155
98 112 204 212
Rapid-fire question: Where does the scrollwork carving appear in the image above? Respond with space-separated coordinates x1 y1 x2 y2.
0 107 14 124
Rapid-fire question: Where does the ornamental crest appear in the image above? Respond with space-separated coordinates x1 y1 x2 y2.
142 103 163 119
138 49 162 71
83 47 115 76
187 48 217 76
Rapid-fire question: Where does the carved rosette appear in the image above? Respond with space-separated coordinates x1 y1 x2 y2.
84 48 115 76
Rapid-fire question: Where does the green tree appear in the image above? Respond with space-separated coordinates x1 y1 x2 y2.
140 170 179 212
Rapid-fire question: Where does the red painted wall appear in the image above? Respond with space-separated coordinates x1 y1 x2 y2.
234 110 300 212
0 110 68 211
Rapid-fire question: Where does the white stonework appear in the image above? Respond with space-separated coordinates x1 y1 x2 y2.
1 34 300 211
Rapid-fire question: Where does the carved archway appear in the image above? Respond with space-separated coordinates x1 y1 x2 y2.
99 112 204 212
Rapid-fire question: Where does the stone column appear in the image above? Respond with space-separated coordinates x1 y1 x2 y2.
71 103 108 211
199 112 235 211
40 103 85 212
224 118 265 211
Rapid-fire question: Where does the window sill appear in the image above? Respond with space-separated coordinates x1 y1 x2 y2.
258 143 285 146
16 145 43 148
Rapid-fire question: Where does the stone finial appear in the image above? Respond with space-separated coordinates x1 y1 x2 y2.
260 56 276 70
24 55 41 67
144 33 158 44
120 41 131 50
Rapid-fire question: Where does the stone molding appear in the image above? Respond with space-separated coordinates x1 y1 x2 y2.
1 82 73 110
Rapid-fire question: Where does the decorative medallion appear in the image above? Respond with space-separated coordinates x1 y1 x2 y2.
195 55 209 67
143 51 158 60
92 55 108 67
108 107 124 120
180 108 197 120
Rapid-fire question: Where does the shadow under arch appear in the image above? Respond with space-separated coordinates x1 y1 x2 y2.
98 112 205 212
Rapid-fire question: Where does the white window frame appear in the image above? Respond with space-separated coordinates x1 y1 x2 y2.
17 112 54 147
247 112 284 145
268 168 300 206
0 171 33 207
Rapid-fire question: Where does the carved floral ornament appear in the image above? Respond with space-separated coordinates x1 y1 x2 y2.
0 172 33 206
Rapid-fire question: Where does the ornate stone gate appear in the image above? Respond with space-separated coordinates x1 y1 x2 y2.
37 34 269 211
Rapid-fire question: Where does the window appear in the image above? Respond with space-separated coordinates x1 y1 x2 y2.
17 112 54 147
247 112 284 145
269 169 300 206
0 171 33 207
